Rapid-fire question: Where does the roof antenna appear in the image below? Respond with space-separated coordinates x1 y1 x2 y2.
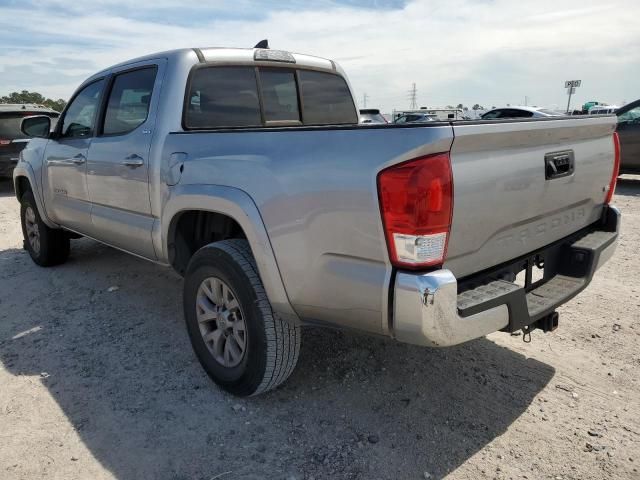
254 39 269 49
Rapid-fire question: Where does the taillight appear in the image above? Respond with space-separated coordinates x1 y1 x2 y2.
0 139 10 146
605 132 621 204
377 152 453 269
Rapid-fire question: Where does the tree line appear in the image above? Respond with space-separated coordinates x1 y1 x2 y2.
1 90 67 113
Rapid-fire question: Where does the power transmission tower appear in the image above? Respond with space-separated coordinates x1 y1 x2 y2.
363 93 369 108
408 83 417 109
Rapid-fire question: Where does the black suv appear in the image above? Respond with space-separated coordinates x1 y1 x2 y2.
0 104 59 178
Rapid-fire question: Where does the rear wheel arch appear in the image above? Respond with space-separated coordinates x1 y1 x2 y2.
168 209 247 275
162 187 300 325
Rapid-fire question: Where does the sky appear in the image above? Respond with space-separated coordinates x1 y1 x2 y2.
0 0 638 113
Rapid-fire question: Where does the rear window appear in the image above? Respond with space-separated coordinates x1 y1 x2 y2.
0 112 59 139
260 68 300 122
297 70 357 125
186 67 262 129
184 66 356 129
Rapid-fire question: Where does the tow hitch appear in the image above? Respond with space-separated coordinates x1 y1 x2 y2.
522 311 559 342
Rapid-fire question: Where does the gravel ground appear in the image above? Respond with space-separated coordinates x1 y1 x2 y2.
0 176 639 480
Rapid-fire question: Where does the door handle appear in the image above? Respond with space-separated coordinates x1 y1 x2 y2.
72 153 86 165
46 154 85 165
121 154 144 167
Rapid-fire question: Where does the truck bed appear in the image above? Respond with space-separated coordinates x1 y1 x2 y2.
164 115 617 335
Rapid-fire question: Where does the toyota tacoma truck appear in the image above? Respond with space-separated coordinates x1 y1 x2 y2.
14 46 621 396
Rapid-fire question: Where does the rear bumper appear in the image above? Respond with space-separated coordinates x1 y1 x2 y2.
392 206 620 347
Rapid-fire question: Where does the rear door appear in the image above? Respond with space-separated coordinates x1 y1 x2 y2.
43 79 105 231
86 60 164 259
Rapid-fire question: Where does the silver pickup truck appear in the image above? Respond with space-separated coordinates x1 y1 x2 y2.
14 46 621 396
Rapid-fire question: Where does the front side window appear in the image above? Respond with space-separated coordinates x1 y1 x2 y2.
103 67 157 135
298 70 357 125
186 67 261 129
62 79 105 138
260 69 300 122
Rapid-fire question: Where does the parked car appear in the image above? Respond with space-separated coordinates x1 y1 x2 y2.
616 99 640 174
394 109 466 121
393 112 438 123
481 106 564 119
0 104 59 178
359 108 387 124
590 106 620 115
14 46 620 396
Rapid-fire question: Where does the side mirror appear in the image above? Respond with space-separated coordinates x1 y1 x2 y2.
21 115 51 139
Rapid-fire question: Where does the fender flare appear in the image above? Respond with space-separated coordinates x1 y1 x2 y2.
12 163 58 229
161 184 300 325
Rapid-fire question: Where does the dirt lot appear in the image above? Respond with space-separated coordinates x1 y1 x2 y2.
0 177 638 480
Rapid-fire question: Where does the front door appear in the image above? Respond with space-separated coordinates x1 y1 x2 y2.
86 61 164 259
43 79 105 232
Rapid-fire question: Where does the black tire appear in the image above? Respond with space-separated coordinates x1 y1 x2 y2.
183 239 301 396
20 190 70 267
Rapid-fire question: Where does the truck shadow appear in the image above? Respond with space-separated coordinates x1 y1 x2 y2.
0 178 15 198
0 240 554 480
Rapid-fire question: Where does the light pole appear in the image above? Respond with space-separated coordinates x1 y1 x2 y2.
564 80 581 113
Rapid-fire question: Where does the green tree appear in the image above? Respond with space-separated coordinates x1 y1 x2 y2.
1 90 67 112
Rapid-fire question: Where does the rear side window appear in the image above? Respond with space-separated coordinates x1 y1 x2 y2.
186 67 261 129
260 69 300 122
184 66 357 129
103 67 157 135
298 70 357 125
482 110 502 119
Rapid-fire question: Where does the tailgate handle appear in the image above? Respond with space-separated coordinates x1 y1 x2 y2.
545 150 574 180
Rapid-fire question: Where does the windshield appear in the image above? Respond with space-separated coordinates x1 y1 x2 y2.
359 113 386 123
0 115 25 139
0 112 59 139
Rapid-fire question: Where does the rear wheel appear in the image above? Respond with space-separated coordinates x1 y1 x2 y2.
20 191 70 266
183 239 301 396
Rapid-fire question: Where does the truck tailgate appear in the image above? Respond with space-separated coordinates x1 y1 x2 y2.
444 116 617 278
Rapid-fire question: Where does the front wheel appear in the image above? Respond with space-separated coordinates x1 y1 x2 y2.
20 191 70 267
183 239 301 396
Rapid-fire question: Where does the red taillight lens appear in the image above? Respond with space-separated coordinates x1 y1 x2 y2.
605 132 621 204
0 139 10 146
377 152 453 269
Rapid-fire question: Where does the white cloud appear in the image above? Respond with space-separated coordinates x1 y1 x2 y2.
1 0 638 112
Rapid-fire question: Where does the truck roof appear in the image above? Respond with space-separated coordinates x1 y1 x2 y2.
0 103 59 114
90 47 337 80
